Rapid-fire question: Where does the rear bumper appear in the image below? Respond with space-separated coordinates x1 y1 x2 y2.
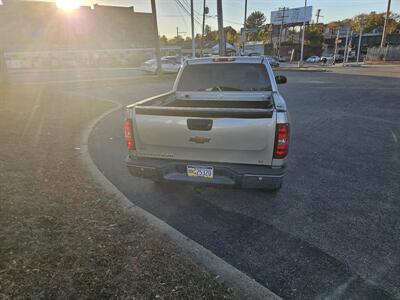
125 156 285 189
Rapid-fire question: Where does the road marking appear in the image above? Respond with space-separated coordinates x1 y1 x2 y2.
392 130 398 143
306 80 325 84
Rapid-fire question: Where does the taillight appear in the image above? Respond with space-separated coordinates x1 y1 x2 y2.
124 118 135 150
273 123 289 159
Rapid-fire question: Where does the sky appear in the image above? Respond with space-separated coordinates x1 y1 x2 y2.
4 0 399 37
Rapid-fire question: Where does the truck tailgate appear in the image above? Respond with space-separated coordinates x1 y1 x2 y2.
132 107 276 166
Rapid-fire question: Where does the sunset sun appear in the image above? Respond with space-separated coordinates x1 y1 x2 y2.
56 0 81 10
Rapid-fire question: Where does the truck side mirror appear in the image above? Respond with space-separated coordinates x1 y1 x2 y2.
275 75 287 85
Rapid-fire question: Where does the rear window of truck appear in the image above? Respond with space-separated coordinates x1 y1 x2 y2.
177 63 272 92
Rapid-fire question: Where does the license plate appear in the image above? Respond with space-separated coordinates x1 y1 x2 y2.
187 165 214 179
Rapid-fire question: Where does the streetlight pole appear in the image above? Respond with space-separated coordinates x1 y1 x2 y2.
191 0 195 58
298 0 307 68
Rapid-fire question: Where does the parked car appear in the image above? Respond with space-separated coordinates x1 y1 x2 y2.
141 56 181 74
306 56 320 63
124 56 290 191
320 54 344 64
320 55 332 64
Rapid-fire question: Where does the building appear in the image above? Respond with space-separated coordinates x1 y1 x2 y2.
324 27 400 56
0 1 156 52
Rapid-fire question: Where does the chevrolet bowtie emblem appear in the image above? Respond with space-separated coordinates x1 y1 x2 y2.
189 136 211 144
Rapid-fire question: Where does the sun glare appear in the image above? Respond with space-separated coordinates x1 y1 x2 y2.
56 0 81 10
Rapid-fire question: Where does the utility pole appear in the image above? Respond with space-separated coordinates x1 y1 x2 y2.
333 29 339 65
190 0 195 58
356 16 365 64
200 0 206 56
316 9 323 24
150 0 161 74
345 30 353 64
242 0 248 55
342 27 350 66
298 0 307 68
356 28 363 64
217 0 225 56
380 0 391 48
176 27 186 39
277 7 287 59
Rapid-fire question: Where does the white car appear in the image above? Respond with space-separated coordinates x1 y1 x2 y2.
141 56 182 74
306 56 320 63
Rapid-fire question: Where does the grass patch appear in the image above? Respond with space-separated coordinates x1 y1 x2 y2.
0 85 237 299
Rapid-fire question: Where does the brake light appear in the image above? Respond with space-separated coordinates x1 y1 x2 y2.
212 57 236 62
124 118 135 150
273 123 289 159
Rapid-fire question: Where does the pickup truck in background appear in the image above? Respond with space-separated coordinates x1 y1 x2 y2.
124 56 290 191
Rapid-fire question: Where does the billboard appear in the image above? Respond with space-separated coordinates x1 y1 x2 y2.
271 6 312 26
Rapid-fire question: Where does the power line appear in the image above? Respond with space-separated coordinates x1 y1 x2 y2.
181 0 203 18
174 0 202 26
173 0 189 32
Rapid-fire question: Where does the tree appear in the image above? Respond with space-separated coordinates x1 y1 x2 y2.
305 24 324 46
245 11 266 41
328 11 400 34
224 26 238 44
167 35 184 45
205 26 218 42
159 35 168 46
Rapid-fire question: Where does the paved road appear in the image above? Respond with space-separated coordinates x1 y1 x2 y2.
72 68 400 299
6 67 145 84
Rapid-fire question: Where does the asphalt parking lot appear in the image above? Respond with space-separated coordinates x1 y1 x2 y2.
77 67 400 299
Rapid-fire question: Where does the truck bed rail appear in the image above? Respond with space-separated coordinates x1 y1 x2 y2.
135 106 274 118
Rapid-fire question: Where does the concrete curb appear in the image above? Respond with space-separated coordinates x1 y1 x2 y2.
76 92 282 300
277 67 329 72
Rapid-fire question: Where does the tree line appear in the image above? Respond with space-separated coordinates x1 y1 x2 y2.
160 10 400 47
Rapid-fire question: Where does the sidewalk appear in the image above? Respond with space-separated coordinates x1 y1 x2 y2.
278 62 328 72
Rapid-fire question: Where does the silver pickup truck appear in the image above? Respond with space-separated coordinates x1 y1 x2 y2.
124 56 290 190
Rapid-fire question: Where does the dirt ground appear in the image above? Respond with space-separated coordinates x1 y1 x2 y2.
0 84 236 299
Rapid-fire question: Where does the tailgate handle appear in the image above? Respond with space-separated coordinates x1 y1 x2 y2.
187 119 213 131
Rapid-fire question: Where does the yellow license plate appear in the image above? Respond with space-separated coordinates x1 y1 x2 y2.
187 165 214 179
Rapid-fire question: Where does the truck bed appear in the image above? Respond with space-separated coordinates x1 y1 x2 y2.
127 91 277 166
129 91 274 118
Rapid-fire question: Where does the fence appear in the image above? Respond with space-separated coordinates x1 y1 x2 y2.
366 46 400 62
